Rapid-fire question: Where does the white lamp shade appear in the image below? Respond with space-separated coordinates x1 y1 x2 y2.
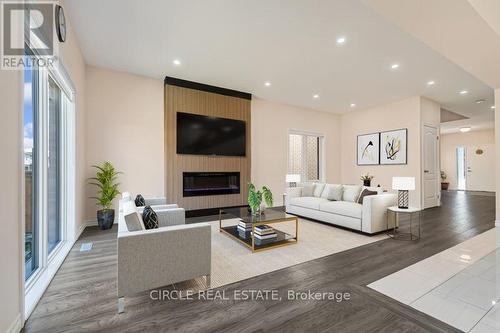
286 174 301 183
392 177 415 191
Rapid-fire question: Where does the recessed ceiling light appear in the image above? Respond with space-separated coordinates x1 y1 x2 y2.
427 80 435 86
459 90 468 95
173 59 181 66
264 82 271 87
336 37 346 45
391 63 400 70
313 94 319 99
491 106 496 110
460 127 471 133
350 103 356 107
475 99 485 104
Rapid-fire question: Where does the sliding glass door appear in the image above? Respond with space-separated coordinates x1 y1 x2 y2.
47 77 62 254
23 53 74 286
24 63 38 280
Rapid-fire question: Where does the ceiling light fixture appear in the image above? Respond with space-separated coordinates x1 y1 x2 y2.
475 99 485 104
336 37 346 45
173 59 181 66
350 103 356 107
459 127 471 133
391 63 400 70
313 94 319 99
491 106 496 110
459 90 468 95
427 80 435 86
264 82 271 87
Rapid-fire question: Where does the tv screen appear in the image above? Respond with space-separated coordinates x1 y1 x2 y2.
176 112 246 156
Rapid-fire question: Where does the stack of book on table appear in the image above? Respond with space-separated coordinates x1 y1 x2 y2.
237 220 252 239
253 225 277 245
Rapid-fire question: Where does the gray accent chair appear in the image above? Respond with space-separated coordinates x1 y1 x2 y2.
117 195 211 313
121 191 170 208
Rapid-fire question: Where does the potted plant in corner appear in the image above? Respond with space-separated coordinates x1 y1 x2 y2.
360 173 374 187
441 171 449 191
89 162 121 230
248 183 273 216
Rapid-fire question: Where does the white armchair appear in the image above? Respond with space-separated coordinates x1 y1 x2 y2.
117 194 211 313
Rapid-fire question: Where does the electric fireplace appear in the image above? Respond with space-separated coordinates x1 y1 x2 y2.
183 172 240 197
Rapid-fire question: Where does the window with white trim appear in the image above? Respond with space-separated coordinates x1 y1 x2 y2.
288 132 324 182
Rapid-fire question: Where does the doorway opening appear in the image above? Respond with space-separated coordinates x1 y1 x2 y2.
456 146 466 191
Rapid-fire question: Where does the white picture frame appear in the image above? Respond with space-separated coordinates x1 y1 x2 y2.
380 128 407 165
357 133 380 165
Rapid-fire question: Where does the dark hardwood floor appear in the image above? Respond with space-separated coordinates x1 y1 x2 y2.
24 191 495 333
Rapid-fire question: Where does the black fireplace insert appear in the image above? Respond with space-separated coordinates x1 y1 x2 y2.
183 172 240 197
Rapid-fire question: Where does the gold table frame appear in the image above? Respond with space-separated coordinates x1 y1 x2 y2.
219 208 298 253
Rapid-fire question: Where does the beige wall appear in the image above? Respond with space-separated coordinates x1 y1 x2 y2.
251 98 341 205
0 68 23 333
85 66 164 220
340 96 440 208
441 130 495 191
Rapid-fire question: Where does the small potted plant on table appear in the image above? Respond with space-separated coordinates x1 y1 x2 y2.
248 183 273 216
89 162 121 230
360 173 374 187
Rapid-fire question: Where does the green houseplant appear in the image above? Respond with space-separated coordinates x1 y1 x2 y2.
248 183 273 215
441 171 449 191
89 162 121 230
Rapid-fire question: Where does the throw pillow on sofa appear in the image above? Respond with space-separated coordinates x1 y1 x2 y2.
313 183 325 197
362 186 383 194
343 185 362 202
142 205 159 229
357 189 378 204
300 183 315 197
327 184 343 201
135 194 145 207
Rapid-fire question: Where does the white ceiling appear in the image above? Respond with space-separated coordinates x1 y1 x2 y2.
65 0 495 124
440 112 494 134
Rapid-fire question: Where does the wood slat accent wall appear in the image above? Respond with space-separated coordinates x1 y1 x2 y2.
164 85 251 210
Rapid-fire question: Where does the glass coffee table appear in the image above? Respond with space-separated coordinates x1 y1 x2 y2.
219 207 298 253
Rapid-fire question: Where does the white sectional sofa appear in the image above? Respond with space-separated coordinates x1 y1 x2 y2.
286 183 396 234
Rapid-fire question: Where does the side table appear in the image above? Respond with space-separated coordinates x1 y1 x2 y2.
386 206 421 241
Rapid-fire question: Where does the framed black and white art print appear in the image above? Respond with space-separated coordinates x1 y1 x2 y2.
380 128 407 165
357 133 380 165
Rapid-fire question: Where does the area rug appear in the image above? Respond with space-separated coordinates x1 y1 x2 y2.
174 217 387 292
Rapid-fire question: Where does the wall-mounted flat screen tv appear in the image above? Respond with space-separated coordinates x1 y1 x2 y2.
176 112 246 156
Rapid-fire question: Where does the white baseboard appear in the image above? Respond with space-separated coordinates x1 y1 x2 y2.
75 222 87 240
6 313 22 333
84 219 98 227
495 220 500 227
84 219 118 227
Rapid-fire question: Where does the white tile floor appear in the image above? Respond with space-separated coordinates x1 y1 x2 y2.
368 227 500 332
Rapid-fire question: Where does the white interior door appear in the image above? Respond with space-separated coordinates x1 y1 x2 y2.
466 144 495 192
423 125 439 208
